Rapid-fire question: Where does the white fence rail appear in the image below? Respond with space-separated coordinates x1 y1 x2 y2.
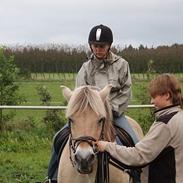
0 105 154 110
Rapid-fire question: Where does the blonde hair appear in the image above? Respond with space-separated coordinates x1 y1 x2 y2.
149 74 183 107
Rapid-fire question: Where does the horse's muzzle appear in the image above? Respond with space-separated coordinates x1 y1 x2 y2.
74 149 96 174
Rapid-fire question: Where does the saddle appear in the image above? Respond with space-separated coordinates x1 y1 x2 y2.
52 125 141 183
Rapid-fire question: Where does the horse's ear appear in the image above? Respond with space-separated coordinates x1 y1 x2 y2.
99 84 113 101
60 85 73 101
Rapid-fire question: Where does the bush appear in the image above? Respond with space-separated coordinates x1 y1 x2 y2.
134 82 154 133
43 110 67 134
36 85 67 134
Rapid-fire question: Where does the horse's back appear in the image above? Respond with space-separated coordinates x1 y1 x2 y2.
126 116 144 139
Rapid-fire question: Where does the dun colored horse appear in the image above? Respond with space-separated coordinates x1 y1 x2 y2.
58 85 144 183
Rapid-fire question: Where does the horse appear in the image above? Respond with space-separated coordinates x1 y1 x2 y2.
57 84 145 183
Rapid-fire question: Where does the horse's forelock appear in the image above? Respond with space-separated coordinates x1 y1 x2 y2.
66 86 106 118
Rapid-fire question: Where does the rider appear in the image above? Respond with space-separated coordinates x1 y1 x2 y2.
76 24 139 144
43 24 140 183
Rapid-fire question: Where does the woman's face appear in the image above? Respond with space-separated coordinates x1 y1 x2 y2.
150 93 172 110
91 44 110 59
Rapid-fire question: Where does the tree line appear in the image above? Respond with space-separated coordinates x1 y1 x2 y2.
3 43 183 75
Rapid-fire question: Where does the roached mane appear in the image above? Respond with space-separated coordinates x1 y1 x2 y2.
66 86 115 141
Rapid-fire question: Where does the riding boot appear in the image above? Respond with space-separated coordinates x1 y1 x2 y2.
46 123 70 182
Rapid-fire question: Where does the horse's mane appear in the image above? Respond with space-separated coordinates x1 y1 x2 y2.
66 86 115 141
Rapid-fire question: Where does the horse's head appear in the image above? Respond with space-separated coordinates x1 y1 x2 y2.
61 85 115 174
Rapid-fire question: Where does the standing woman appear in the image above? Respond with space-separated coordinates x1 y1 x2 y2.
97 73 183 183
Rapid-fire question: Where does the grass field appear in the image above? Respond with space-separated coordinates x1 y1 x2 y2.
0 74 183 183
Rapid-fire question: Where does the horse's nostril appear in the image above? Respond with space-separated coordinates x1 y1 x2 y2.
87 154 95 163
75 153 81 162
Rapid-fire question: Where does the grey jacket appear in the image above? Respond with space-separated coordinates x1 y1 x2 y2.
105 105 183 183
76 51 132 115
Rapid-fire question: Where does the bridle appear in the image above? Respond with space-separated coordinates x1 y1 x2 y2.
68 117 106 168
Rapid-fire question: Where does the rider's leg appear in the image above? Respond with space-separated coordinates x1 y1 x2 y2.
43 123 69 183
113 114 139 144
47 144 58 181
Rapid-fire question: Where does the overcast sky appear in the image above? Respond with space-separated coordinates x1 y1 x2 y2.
1 0 183 48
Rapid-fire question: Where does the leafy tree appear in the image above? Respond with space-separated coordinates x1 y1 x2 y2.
0 48 25 130
36 85 66 134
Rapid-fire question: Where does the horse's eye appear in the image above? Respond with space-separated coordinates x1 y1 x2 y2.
98 117 105 125
68 118 74 124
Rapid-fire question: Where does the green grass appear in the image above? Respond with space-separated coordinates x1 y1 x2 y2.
0 129 52 183
0 150 50 183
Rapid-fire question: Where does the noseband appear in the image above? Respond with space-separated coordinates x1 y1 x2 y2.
68 117 105 167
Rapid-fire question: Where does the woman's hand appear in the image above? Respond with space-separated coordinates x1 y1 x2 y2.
95 140 109 152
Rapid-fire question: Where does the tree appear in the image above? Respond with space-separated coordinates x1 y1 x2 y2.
0 48 25 130
36 85 66 134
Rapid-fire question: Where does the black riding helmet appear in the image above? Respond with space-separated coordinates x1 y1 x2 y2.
88 24 113 45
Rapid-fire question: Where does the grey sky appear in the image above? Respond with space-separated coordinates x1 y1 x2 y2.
0 0 183 48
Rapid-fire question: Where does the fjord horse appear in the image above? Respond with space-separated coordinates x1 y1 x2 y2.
58 85 144 183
